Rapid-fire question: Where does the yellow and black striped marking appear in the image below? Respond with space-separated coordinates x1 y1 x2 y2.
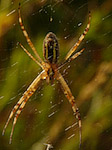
43 32 59 64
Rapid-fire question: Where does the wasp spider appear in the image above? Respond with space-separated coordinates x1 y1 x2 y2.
2 3 91 147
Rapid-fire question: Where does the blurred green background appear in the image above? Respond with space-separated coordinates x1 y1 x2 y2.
0 0 112 150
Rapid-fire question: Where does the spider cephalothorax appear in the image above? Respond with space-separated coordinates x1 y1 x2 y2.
2 3 91 147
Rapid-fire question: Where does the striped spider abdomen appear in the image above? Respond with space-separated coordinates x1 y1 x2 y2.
43 32 59 64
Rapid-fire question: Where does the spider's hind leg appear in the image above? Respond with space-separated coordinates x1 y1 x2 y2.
65 12 91 61
69 48 85 62
18 3 45 66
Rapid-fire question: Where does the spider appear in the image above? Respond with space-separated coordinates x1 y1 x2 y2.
2 3 91 147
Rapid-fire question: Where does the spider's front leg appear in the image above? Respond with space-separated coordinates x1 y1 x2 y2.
56 72 81 147
2 70 46 144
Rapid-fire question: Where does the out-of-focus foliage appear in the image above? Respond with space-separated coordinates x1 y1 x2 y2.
0 0 112 150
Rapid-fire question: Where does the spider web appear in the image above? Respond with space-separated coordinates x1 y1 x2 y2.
0 0 112 150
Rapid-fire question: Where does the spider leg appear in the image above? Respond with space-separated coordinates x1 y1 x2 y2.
58 48 85 70
2 71 45 143
56 72 81 148
65 12 91 61
18 3 45 66
69 48 85 62
18 42 44 69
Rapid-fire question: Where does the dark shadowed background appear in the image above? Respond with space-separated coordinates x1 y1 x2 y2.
0 0 112 150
